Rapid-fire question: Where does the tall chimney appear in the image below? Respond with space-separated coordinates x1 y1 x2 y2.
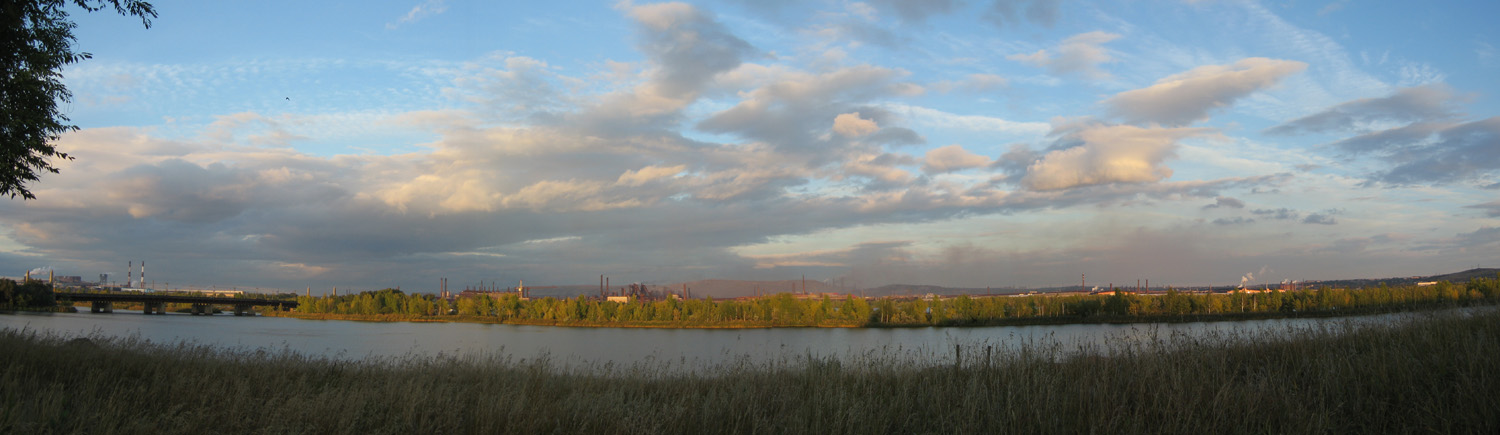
141 261 146 290
128 261 132 288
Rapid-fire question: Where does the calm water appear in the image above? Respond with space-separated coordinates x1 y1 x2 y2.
0 308 1473 368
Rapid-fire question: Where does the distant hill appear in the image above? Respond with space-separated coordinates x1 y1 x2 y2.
1305 268 1500 289
663 279 843 299
862 284 1033 297
509 268 1499 299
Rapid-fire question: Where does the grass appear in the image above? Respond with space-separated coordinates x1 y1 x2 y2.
3 309 1498 434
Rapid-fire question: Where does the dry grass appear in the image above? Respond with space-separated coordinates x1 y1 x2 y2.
3 309 1498 434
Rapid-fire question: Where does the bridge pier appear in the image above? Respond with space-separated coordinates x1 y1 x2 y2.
191 304 212 316
90 301 113 313
233 304 253 316
142 301 167 315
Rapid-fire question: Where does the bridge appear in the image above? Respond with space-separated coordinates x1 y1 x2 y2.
55 292 298 316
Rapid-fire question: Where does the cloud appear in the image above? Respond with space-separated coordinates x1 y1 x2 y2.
697 65 923 158
1264 84 1458 135
447 55 577 122
1266 85 1498 187
880 103 1049 136
626 2 756 100
387 0 448 30
984 0 1062 29
1105 58 1307 126
833 112 880 137
1369 117 1500 186
867 0 958 24
1212 217 1255 225
1017 121 1213 191
1466 201 1500 218
1008 31 1121 80
1202 196 1245 209
922 145 992 175
1251 208 1300 220
1316 0 1350 16
1302 213 1338 225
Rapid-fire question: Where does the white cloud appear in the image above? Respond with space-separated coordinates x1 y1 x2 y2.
922 145 992 174
1105 58 1307 126
1021 123 1214 191
387 0 448 30
1008 31 1121 80
832 112 880 137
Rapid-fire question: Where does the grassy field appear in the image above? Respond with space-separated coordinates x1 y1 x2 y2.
3 309 1498 434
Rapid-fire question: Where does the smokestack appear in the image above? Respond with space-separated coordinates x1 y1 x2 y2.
142 261 146 290
128 261 132 288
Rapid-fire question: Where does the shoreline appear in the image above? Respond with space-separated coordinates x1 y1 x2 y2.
259 299 1498 329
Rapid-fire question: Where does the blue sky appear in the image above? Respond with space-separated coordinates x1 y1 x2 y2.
3 0 1498 292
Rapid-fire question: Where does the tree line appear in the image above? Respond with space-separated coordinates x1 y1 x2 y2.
285 277 1500 327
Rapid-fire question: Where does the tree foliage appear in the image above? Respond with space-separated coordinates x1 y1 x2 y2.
0 278 55 308
287 276 1500 328
1 0 154 199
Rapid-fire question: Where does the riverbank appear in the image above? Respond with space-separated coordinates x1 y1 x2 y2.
277 278 1500 329
4 308 1497 433
262 298 1500 329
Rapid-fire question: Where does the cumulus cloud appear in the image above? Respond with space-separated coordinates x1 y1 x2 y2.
833 112 880 137
626 2 755 98
1008 31 1120 80
1017 121 1213 191
1105 58 1307 126
697 65 923 158
0 2 1331 292
984 0 1062 28
922 145 992 174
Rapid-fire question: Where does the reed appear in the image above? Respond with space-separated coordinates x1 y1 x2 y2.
3 309 1498 434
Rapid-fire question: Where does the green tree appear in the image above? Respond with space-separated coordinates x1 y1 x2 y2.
2 0 155 199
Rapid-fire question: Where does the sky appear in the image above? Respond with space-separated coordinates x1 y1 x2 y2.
3 0 1498 293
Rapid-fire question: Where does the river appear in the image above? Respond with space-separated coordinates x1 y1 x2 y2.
0 308 1473 370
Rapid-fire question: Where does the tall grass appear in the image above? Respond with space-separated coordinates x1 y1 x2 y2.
3 309 1498 433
